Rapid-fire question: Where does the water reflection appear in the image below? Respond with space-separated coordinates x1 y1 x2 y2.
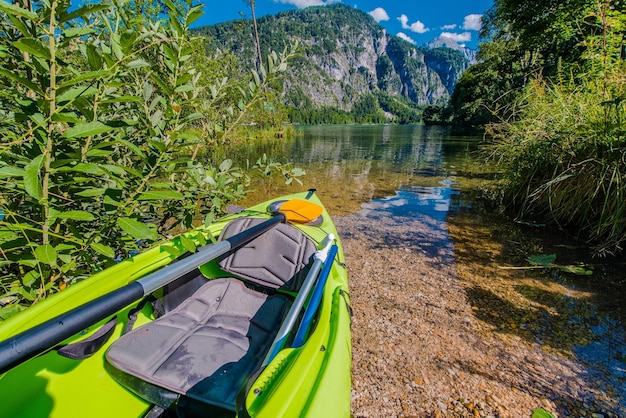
232 124 478 215
360 183 457 221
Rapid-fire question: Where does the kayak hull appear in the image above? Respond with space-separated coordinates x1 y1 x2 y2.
0 192 351 417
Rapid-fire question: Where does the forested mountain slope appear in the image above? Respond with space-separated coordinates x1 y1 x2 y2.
195 4 473 123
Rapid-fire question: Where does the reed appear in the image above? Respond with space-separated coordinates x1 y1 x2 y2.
487 70 626 255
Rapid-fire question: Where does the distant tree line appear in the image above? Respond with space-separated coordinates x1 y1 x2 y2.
288 93 423 125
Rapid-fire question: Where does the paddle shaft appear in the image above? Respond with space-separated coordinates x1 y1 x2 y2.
292 244 338 347
0 213 286 374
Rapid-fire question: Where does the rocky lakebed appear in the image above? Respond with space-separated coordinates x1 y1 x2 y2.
334 208 626 418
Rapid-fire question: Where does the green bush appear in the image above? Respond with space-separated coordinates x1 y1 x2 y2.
0 0 300 318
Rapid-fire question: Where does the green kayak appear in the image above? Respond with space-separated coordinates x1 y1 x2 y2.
0 191 351 417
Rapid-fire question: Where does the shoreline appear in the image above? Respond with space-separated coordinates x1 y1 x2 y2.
335 211 625 418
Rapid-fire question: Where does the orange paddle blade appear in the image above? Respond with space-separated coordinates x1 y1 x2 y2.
278 199 323 223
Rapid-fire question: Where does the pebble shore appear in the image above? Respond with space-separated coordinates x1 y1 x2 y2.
335 211 626 418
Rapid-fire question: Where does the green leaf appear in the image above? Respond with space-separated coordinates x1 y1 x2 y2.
137 190 184 201
219 159 233 172
64 122 114 138
101 96 142 104
51 112 82 123
148 138 166 153
174 84 194 93
179 235 196 253
557 265 593 276
126 59 150 69
68 163 106 175
252 70 261 87
186 6 203 26
119 31 138 54
116 138 145 158
58 70 110 89
52 210 95 221
55 243 75 252
196 233 207 246
13 38 51 60
22 269 40 288
86 149 113 157
15 286 36 301
0 69 44 96
57 86 99 102
60 261 77 273
24 155 44 199
117 218 157 240
527 254 557 267
150 73 172 96
0 166 25 177
18 258 38 268
532 409 555 418
121 166 143 179
35 244 58 266
90 243 115 258
7 14 30 37
180 113 203 124
61 3 111 23
75 188 106 197
111 33 123 60
63 27 95 38
85 44 102 70
100 164 126 176
150 183 172 189
103 195 122 207
0 0 38 20
176 73 193 87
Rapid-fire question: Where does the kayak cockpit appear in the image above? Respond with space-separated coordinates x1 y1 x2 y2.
104 217 317 416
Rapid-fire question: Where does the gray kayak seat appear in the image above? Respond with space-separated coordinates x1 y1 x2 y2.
105 218 317 415
217 217 318 293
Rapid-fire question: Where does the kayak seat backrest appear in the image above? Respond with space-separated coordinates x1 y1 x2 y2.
217 217 317 293
105 217 316 415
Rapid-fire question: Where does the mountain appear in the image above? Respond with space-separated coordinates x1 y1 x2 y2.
427 36 478 64
195 4 472 123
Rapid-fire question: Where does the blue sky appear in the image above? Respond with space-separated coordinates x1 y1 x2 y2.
195 0 494 49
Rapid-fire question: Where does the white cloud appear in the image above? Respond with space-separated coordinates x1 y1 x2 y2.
463 14 483 31
441 24 457 30
368 7 389 23
396 32 416 44
440 31 472 42
274 0 341 8
397 14 429 34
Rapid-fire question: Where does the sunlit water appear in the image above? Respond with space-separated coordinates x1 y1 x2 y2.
230 124 478 215
224 124 626 409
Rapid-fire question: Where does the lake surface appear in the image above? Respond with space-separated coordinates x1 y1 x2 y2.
235 124 483 216
231 124 626 408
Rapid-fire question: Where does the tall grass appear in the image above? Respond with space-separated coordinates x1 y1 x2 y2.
487 70 625 255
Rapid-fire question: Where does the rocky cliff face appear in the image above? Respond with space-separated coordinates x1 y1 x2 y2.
198 4 471 112
427 36 478 64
